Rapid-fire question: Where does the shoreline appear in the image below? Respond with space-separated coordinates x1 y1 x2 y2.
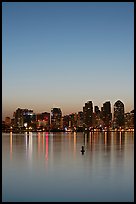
2 130 134 134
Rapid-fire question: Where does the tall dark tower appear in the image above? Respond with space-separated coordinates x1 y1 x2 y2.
94 106 100 114
83 101 93 128
114 100 125 128
14 108 33 128
103 101 112 127
51 108 62 130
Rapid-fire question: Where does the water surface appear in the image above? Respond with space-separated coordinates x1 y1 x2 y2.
2 131 134 202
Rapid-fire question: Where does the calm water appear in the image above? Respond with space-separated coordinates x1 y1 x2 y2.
2 131 134 202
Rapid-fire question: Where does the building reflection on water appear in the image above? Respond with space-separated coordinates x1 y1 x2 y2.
73 132 76 157
45 132 48 161
28 132 33 163
9 131 133 163
37 132 41 156
4 130 133 203
10 132 12 160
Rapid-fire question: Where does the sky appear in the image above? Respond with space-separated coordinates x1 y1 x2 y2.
2 2 134 119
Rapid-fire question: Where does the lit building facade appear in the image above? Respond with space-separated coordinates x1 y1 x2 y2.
69 113 77 129
14 108 33 128
11 118 15 127
36 112 50 130
23 112 36 129
77 111 83 127
63 115 69 130
83 101 93 128
93 106 101 128
51 108 62 130
114 100 125 128
102 101 112 127
124 110 134 129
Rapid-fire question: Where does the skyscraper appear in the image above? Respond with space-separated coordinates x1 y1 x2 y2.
93 106 101 128
94 106 100 114
102 101 112 127
51 108 62 130
77 111 83 128
14 108 33 128
114 100 125 128
83 101 93 129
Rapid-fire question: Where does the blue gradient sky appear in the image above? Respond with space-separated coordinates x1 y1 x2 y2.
2 2 134 119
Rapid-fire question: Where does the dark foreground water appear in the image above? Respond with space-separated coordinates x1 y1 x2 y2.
2 131 134 202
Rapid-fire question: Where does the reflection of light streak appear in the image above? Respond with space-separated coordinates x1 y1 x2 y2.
28 132 33 161
124 132 127 145
84 134 87 147
104 132 107 145
25 132 28 156
120 131 122 149
50 133 53 164
93 133 96 144
10 132 12 160
114 132 117 145
68 132 71 151
74 132 76 157
90 132 93 151
42 132 45 153
38 132 41 156
45 132 48 160
104 132 107 152
111 132 114 146
90 132 92 144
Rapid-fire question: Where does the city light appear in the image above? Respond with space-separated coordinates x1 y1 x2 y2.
2 100 134 133
24 123 27 127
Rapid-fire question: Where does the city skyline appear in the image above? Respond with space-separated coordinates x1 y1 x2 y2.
3 99 134 120
2 2 134 119
3 99 134 133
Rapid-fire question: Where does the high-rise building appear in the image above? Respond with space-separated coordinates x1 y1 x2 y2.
36 112 50 130
77 111 83 127
69 113 77 128
114 100 125 128
93 106 101 128
83 101 93 128
102 101 112 127
23 112 36 128
5 117 11 126
14 108 33 128
124 109 134 129
130 110 134 129
94 106 100 114
51 108 62 130
63 115 69 129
